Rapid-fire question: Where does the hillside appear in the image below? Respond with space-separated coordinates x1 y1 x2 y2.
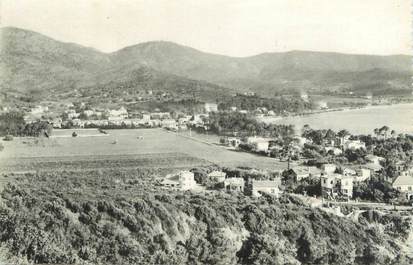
1 27 411 103
112 43 411 95
0 168 411 265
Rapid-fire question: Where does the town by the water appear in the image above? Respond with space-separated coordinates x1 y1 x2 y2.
0 4 413 264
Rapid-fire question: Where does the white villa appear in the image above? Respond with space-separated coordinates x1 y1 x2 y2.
161 171 197 191
224 178 245 192
393 169 413 200
251 179 281 197
207 171 226 183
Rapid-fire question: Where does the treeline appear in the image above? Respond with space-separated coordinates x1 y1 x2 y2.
0 111 53 137
208 112 295 138
218 94 315 114
0 169 411 264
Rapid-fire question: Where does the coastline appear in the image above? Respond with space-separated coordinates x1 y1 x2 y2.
258 101 413 123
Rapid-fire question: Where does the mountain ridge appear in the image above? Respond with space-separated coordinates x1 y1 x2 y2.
1 26 411 101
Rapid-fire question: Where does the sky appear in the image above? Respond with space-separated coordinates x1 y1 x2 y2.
1 0 412 56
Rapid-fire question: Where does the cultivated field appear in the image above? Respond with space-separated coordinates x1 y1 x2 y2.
0 128 288 170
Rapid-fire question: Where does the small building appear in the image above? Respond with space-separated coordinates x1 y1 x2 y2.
207 171 226 183
161 119 177 129
83 110 94 117
251 179 281 197
321 164 337 174
109 107 128 119
317 101 328 109
227 137 241 148
51 118 62 128
321 174 339 191
365 155 385 165
321 173 352 198
340 176 354 198
161 171 197 191
292 166 322 182
224 178 245 192
142 114 151 122
325 146 343 155
354 168 371 182
343 168 357 177
343 140 366 150
247 136 271 152
267 110 276 116
392 170 413 200
395 161 408 173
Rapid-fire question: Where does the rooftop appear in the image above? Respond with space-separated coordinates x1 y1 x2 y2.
393 174 413 186
252 180 279 188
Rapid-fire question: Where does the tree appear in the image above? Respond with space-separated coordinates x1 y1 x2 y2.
379 126 390 140
373 128 380 138
337 129 350 138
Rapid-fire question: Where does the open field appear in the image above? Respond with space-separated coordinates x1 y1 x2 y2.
0 128 288 170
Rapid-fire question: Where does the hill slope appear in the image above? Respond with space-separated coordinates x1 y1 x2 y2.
1 27 411 102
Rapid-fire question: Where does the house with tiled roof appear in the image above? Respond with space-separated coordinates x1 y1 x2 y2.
393 170 413 200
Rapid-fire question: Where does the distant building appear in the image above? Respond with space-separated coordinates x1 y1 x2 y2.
321 173 353 198
340 176 354 198
150 112 171 120
343 140 366 150
161 119 177 129
161 171 197 191
317 101 328 109
109 107 128 119
343 167 357 177
300 93 309 102
67 111 80 119
142 114 151 122
204 103 218 113
247 136 271 152
324 146 342 155
224 178 245 192
321 164 337 174
365 155 385 165
251 179 282 197
292 166 322 182
354 168 371 182
51 118 62 128
392 170 413 200
227 137 241 148
207 171 226 183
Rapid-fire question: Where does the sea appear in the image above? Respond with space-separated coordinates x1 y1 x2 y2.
259 103 413 135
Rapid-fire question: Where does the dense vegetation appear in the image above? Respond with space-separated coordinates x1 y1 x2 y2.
208 112 295 138
218 95 315 114
0 167 411 265
0 111 53 137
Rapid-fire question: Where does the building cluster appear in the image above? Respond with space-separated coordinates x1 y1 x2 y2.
160 169 282 198
24 102 220 130
288 162 373 199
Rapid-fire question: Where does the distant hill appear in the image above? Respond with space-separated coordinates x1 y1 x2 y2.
111 42 411 95
1 27 411 102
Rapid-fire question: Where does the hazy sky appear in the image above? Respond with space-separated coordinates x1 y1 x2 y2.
1 0 411 56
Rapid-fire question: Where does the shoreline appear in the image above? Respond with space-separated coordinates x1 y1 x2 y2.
258 102 413 123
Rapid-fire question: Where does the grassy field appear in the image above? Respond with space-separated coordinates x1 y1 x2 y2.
0 128 288 170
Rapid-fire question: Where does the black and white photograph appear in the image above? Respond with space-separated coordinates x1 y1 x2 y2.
0 0 412 264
